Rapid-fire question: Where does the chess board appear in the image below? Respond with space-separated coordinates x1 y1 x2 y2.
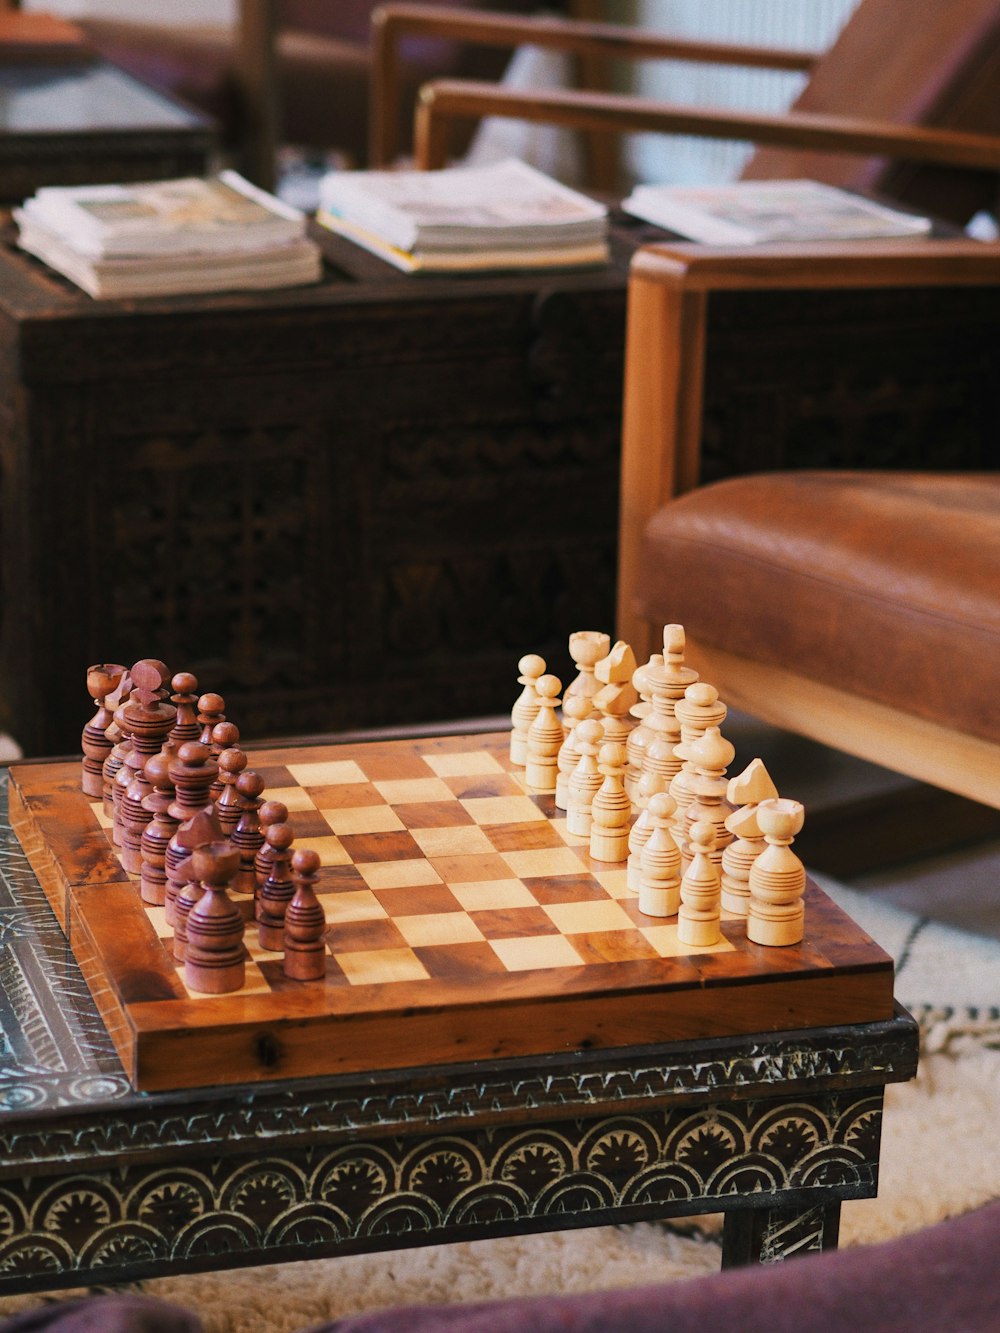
7 732 895 1092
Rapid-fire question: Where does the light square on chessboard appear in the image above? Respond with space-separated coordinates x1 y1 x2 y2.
319 805 405 836
394 911 485 948
258 784 318 813
287 759 368 787
145 905 172 939
290 834 353 867
409 824 496 859
450 878 538 911
489 934 584 972
591 867 632 899
422 750 506 778
639 923 735 957
357 858 442 890
543 898 635 936
460 795 547 826
501 846 591 880
335 946 430 986
320 889 387 924
373 777 456 805
90 801 112 831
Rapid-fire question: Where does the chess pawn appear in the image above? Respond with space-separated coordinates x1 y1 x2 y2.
81 663 125 798
214 747 248 836
590 740 631 863
255 800 289 887
627 770 666 892
168 672 201 748
164 750 220 926
525 674 563 793
624 653 660 802
101 672 133 819
678 820 723 947
510 654 545 766
721 759 779 917
257 821 296 951
117 662 177 870
231 771 266 893
565 718 604 838
172 868 204 963
563 630 611 706
197 693 226 748
139 752 178 906
283 848 327 981
209 721 240 801
184 841 246 994
638 791 681 917
670 682 727 830
748 798 807 947
681 725 736 868
555 691 593 811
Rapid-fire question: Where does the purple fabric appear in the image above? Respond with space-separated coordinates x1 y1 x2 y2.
308 1202 1000 1333
0 1295 201 1333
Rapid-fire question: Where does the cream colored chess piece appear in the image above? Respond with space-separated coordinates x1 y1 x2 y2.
591 640 638 751
555 691 593 811
510 653 545 766
641 625 697 792
670 682 727 832
721 759 778 916
747 798 806 946
678 820 723 947
627 770 666 892
681 725 736 868
566 718 604 838
638 790 681 917
590 740 631 862
625 653 660 802
525 674 563 794
563 630 611 706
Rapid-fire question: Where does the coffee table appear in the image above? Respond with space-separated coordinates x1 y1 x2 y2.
0 740 918 1295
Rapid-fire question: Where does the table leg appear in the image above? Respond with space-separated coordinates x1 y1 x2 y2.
721 1199 842 1267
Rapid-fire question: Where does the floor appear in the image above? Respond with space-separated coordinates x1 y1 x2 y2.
725 709 1000 943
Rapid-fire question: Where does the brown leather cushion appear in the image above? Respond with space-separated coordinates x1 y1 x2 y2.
638 471 1000 743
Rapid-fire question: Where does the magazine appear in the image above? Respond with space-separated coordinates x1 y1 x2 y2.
17 171 308 259
621 179 932 245
318 209 608 274
317 158 608 258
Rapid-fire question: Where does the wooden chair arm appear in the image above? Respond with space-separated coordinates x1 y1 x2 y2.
413 77 1000 173
370 1 818 168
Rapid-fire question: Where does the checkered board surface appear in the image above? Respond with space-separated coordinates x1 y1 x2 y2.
8 732 896 1092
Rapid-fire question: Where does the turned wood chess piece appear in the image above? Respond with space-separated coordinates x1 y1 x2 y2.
164 749 219 927
525 674 563 794
640 625 698 792
510 654 546 766
184 840 247 994
168 672 201 748
590 739 631 863
283 848 327 981
680 725 736 868
670 681 727 831
624 653 660 802
678 820 723 947
139 752 178 906
257 821 296 951
117 661 177 873
627 770 666 892
214 746 248 836
255 800 289 888
565 717 604 838
231 770 266 894
721 759 779 917
81 663 124 798
638 790 681 917
555 691 593 811
748 798 807 947
563 630 611 706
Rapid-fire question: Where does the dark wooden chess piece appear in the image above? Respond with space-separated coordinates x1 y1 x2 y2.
214 746 248 836
81 663 124 798
118 661 177 874
168 672 201 748
139 752 178 906
164 750 219 927
257 821 295 951
254 800 289 888
102 667 134 828
184 840 246 994
283 848 327 981
231 770 266 894
209 720 240 801
197 693 225 748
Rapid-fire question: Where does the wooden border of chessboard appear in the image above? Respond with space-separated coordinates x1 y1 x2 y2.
7 733 895 1092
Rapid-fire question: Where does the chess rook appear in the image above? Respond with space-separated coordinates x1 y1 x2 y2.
81 663 124 798
563 630 610 705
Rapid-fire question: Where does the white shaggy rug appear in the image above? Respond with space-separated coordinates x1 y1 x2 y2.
2 880 999 1333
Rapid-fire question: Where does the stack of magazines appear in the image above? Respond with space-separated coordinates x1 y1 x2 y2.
14 171 323 298
317 158 609 273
